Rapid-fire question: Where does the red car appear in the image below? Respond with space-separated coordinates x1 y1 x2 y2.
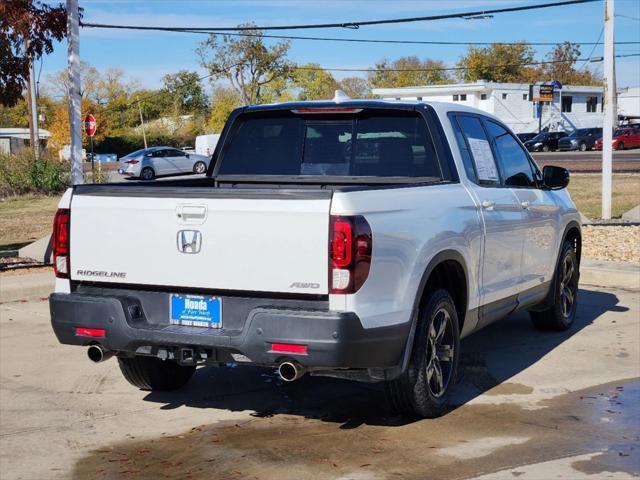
594 128 640 150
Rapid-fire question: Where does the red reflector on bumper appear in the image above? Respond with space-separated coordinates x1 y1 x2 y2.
271 343 308 355
76 327 105 338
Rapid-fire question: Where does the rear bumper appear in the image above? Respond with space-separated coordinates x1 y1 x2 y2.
49 290 408 370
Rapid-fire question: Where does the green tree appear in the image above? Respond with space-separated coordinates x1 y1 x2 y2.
337 76 371 98
291 64 337 100
206 86 242 133
369 56 451 88
161 70 208 115
456 43 535 83
197 24 293 105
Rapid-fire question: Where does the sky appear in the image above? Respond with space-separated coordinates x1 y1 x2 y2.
39 0 640 95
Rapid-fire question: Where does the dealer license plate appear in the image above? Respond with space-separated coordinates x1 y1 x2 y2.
170 294 222 328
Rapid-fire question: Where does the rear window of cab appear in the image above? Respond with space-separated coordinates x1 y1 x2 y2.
216 110 444 179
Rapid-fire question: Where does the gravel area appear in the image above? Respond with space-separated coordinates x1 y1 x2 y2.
582 225 640 263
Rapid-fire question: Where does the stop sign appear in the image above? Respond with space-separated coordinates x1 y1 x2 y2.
84 114 97 137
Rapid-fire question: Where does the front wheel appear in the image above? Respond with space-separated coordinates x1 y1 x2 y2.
579 142 587 152
615 142 625 151
386 289 460 418
530 241 579 331
193 161 207 174
542 144 550 152
118 356 195 391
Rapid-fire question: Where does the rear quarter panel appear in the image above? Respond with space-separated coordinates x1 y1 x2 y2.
330 183 482 334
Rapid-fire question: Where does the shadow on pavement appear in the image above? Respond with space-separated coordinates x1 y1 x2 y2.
142 288 627 428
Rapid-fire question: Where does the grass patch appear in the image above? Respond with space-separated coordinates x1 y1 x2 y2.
568 174 640 219
0 195 61 247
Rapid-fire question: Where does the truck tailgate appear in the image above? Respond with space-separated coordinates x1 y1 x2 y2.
69 187 331 295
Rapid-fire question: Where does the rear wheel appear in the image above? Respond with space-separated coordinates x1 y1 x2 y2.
386 289 460 418
118 356 195 391
140 167 155 181
193 161 206 174
615 142 625 151
530 241 579 331
542 144 550 152
579 142 587 152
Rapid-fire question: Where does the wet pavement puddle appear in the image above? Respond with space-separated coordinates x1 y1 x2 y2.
73 375 639 480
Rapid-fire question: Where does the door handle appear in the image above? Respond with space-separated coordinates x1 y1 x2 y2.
177 205 207 224
481 200 495 210
521 201 531 210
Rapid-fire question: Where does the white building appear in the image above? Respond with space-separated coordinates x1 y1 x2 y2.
0 128 51 155
372 81 607 134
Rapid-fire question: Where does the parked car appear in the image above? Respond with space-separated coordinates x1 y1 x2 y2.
557 128 603 152
516 132 537 143
594 128 640 150
117 146 210 180
523 131 568 152
87 153 117 163
49 98 580 418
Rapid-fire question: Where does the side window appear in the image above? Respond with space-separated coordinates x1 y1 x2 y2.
453 115 500 185
151 150 166 158
483 120 536 188
170 149 187 157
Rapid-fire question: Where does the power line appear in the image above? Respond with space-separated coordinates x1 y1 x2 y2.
78 22 640 47
80 0 599 31
292 54 640 73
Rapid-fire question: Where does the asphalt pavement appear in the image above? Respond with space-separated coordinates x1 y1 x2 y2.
0 284 638 479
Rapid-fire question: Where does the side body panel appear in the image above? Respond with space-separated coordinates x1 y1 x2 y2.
331 182 483 337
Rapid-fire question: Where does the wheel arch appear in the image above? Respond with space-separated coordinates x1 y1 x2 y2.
388 250 469 380
529 220 581 313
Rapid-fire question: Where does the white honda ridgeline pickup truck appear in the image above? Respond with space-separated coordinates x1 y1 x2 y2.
49 95 581 418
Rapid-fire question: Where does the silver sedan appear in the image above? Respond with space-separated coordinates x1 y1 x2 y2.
118 146 210 180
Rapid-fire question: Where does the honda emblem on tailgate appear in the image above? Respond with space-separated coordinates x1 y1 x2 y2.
177 230 202 254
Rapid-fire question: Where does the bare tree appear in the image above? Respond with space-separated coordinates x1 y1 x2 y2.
197 24 292 105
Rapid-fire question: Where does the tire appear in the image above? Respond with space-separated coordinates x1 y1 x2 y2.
530 241 579 331
579 142 587 152
615 142 624 151
542 144 550 152
193 161 207 174
140 167 155 181
118 356 195 391
386 289 461 418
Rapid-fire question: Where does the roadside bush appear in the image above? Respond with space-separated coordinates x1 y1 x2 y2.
95 131 194 158
0 151 69 196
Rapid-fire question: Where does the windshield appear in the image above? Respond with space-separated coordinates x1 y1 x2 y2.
216 110 442 178
530 133 548 142
569 129 590 137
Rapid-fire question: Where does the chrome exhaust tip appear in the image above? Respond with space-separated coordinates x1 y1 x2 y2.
87 345 114 363
278 361 306 382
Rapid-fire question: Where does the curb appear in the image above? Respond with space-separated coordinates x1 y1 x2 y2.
0 272 55 303
580 259 640 290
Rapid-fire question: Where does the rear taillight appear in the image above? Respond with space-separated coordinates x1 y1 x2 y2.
124 160 139 164
329 215 372 294
53 208 70 278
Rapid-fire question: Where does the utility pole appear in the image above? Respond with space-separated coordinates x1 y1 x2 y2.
24 37 39 161
602 0 616 220
137 99 148 149
67 0 84 185
28 56 41 161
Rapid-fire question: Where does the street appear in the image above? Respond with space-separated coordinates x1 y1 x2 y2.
1 286 638 479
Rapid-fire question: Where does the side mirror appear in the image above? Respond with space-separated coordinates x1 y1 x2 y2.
543 165 570 190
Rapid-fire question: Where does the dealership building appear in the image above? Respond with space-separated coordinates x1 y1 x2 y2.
372 81 639 134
